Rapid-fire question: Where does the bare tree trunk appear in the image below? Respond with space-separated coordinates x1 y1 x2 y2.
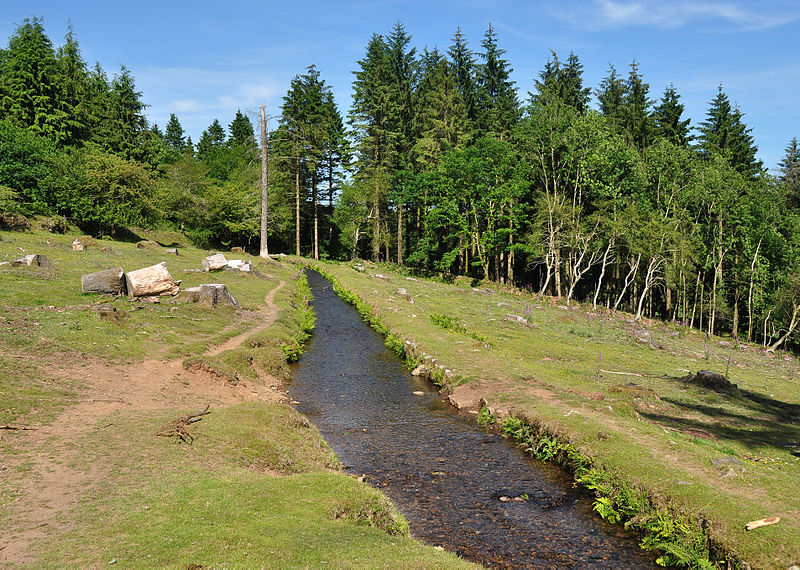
508 218 515 285
613 253 641 311
767 304 800 352
295 158 301 257
397 202 403 265
636 256 665 319
593 240 614 310
747 237 763 342
313 174 319 260
259 105 269 258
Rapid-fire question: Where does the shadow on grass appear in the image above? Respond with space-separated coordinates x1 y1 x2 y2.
638 379 800 453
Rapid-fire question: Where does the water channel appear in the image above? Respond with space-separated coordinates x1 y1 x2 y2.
290 271 655 568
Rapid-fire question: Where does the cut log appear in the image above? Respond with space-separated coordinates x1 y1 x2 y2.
202 253 228 272
124 262 181 297
72 239 86 252
164 248 179 255
81 267 126 294
180 283 239 307
10 254 54 269
745 516 780 531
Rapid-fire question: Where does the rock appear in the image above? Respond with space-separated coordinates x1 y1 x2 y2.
497 302 511 307
374 273 390 280
395 288 414 303
10 254 54 269
124 262 181 297
202 253 228 272
180 283 239 307
411 364 429 377
412 391 425 396
81 267 126 294
164 248 179 255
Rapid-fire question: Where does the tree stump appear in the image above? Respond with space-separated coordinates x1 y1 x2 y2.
10 254 54 269
226 259 252 273
125 262 181 297
81 267 126 294
164 248 179 255
202 253 228 272
180 284 239 307
72 239 86 252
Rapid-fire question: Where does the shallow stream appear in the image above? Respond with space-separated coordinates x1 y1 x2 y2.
290 271 655 568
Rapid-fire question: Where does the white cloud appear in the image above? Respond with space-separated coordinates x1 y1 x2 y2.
558 0 796 31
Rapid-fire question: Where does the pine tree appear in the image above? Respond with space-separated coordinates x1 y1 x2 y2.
697 85 762 179
447 27 478 123
55 21 90 145
596 64 625 135
0 17 69 142
779 137 800 206
475 23 519 138
228 109 254 146
164 113 186 150
103 65 148 160
621 60 654 151
653 84 691 146
531 51 590 114
349 33 396 260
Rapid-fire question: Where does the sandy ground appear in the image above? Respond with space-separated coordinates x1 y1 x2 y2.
0 281 286 565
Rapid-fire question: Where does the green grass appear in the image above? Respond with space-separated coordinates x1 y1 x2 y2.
308 258 800 568
26 403 468 568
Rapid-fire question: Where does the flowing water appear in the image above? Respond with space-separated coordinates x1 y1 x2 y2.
290 271 655 568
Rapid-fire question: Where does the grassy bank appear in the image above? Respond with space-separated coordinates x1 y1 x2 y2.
0 227 471 568
307 259 800 568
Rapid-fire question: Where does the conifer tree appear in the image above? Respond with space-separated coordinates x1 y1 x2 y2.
531 51 590 114
447 27 478 123
653 84 691 146
596 64 625 135
779 137 800 206
475 23 519 138
228 109 254 146
697 85 762 179
56 22 90 145
621 60 654 151
164 113 186 150
103 65 148 160
0 17 69 142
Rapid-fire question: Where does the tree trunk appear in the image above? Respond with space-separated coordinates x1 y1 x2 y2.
313 174 319 260
295 159 301 257
747 237 763 342
593 240 614 310
397 201 403 266
767 304 800 352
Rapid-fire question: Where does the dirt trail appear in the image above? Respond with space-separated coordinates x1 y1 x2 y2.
0 280 288 565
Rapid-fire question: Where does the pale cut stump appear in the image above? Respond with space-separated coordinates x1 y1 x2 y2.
124 262 181 297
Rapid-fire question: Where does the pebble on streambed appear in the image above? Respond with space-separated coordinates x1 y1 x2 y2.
412 391 425 396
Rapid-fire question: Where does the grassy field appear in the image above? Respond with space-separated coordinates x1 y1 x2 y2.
308 259 800 568
0 226 472 568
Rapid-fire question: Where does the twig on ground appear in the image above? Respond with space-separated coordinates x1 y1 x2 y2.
156 404 211 444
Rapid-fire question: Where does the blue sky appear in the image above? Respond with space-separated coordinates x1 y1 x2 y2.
2 0 798 171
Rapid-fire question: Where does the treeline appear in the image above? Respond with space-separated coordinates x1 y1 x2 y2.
3 19 800 349
0 17 262 247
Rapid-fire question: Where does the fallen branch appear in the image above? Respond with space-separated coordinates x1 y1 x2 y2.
156 404 211 444
0 425 37 431
599 369 644 377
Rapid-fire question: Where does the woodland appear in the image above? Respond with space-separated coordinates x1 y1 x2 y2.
2 18 800 350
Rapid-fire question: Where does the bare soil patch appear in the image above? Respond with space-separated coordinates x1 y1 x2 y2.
0 282 287 565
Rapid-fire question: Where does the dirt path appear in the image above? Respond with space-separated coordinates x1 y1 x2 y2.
0 280 288 565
